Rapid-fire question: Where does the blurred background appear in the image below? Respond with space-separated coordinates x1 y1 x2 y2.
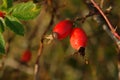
0 0 120 80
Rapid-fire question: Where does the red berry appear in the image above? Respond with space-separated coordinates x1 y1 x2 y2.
20 50 32 63
70 27 87 50
0 11 6 18
53 20 73 40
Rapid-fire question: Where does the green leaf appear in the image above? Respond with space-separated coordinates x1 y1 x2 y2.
5 16 25 36
0 18 5 33
11 1 40 20
0 32 5 54
0 0 13 9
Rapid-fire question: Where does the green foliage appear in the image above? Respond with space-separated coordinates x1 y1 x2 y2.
0 32 5 54
0 0 13 9
5 16 25 36
0 18 5 33
11 2 41 20
0 1 41 54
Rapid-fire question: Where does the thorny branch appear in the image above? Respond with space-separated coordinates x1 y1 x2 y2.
88 0 120 52
90 0 120 40
83 0 120 49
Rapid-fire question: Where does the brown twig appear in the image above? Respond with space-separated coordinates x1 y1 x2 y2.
34 2 56 80
73 12 96 23
35 18 54 79
34 40 44 80
73 9 110 23
90 0 120 40
34 14 54 80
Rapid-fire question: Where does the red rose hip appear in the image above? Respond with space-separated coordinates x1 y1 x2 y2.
0 11 6 18
20 50 32 63
53 20 73 40
70 27 88 56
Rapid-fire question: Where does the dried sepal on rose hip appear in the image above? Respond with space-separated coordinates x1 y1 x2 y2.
0 11 6 18
20 50 32 64
52 20 73 40
70 27 88 56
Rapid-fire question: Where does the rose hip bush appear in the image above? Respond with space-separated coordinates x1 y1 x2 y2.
0 0 119 80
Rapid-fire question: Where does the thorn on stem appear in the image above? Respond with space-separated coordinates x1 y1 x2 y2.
114 26 118 32
106 6 112 12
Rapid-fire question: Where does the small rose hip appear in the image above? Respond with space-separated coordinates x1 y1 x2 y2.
20 50 32 63
53 20 73 40
0 11 6 18
70 27 88 56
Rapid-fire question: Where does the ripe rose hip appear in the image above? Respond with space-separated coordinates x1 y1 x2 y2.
70 27 88 56
53 20 73 40
0 11 6 18
20 50 32 63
